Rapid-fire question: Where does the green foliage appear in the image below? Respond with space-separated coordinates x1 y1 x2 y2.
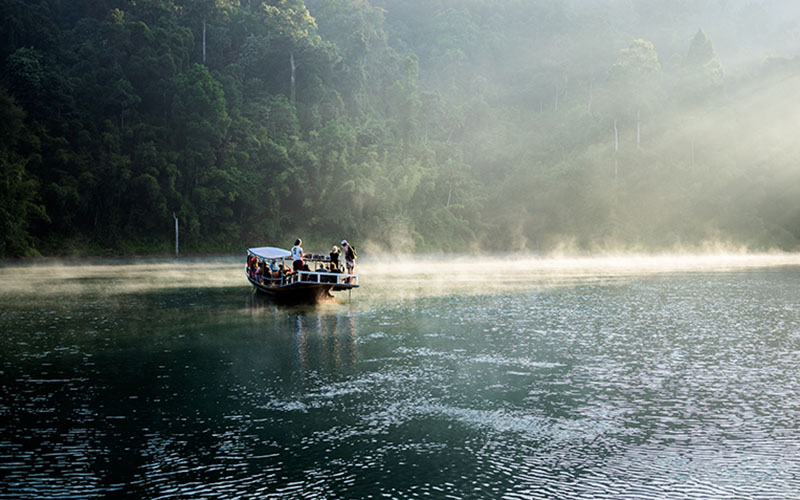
677 29 724 103
0 1 798 256
0 89 46 257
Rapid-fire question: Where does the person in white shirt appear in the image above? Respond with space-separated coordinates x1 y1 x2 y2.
291 238 305 272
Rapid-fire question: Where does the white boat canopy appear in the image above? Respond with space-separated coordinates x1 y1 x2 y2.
248 247 292 260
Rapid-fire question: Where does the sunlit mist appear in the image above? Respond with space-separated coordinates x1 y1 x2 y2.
3 253 798 302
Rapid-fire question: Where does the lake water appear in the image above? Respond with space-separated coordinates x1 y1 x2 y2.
1 254 800 499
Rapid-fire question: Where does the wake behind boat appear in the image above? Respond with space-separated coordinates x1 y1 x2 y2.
246 246 359 302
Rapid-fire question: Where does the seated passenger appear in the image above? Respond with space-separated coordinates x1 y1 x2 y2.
249 261 258 279
258 262 266 283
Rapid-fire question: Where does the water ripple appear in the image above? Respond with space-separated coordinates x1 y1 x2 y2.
2 262 800 498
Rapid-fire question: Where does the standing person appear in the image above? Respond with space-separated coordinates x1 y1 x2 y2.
329 245 341 272
291 238 305 272
341 240 357 274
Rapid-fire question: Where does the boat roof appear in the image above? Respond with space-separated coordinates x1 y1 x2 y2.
248 246 292 260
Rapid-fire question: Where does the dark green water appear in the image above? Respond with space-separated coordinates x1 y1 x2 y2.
1 257 800 499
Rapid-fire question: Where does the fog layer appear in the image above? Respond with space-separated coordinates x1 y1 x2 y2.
3 253 798 301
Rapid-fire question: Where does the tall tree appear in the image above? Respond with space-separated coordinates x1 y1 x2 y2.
607 39 662 152
0 89 47 257
171 63 232 244
258 0 331 104
678 29 724 102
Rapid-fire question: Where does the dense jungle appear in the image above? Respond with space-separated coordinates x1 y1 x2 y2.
2 0 800 257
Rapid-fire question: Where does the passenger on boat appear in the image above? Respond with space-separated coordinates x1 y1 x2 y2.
258 262 267 284
330 245 341 270
262 261 276 285
342 240 356 274
295 262 310 282
291 239 305 272
249 258 259 280
320 262 337 282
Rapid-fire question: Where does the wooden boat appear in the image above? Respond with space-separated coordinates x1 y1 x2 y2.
245 246 359 302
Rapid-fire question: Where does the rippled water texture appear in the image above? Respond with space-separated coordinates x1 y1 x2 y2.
2 254 800 499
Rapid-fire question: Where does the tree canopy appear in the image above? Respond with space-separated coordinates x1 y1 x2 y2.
2 0 800 257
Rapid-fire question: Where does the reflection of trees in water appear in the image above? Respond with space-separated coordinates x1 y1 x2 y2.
246 291 357 372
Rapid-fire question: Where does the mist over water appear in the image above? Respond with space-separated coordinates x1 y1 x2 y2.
2 255 800 498
4 252 798 298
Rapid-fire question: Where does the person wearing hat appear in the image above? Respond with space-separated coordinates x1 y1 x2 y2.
291 238 305 272
341 240 356 275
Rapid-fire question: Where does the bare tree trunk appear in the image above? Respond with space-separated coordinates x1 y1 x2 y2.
636 108 641 150
173 212 179 258
202 19 207 65
446 185 452 208
290 52 296 104
614 119 619 179
554 86 559 112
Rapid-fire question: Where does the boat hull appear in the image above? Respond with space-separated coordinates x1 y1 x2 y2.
247 275 350 303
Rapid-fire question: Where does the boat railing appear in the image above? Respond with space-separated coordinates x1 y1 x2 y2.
288 271 358 287
247 262 358 287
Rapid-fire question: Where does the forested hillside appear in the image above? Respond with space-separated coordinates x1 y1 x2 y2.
2 0 800 257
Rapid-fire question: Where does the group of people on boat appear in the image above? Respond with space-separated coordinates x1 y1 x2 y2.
246 256 287 284
247 238 357 286
291 238 357 275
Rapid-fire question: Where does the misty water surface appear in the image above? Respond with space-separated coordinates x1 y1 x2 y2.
1 254 800 499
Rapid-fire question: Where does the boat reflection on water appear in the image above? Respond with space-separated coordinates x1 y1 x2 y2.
292 308 358 373
246 291 358 373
